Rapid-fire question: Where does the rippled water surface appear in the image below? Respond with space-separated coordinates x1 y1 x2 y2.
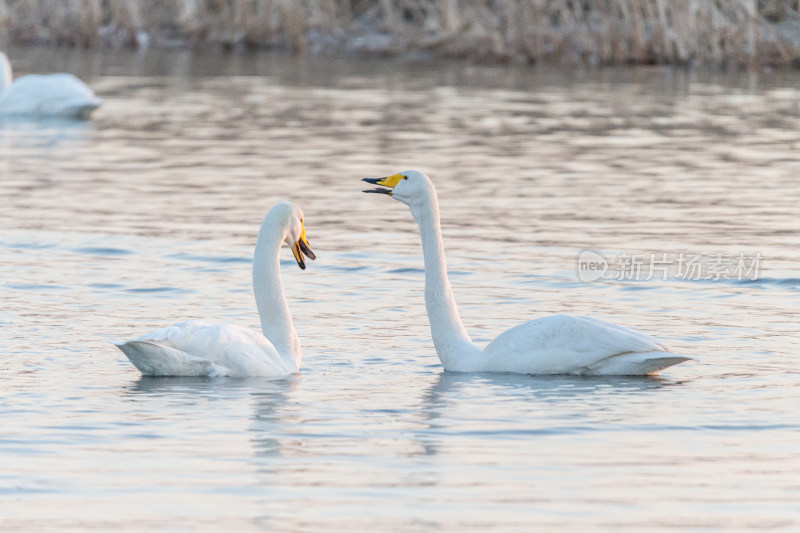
1 48 799 531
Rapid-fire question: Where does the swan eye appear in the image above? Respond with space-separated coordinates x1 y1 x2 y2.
403 177 408 180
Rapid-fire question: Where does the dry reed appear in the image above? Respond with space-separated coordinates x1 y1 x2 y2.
0 0 799 67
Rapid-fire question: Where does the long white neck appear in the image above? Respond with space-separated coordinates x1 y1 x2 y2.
0 52 12 93
252 211 300 367
410 194 481 369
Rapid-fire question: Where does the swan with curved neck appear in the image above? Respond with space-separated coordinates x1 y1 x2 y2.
0 51 102 119
363 170 693 376
112 201 316 377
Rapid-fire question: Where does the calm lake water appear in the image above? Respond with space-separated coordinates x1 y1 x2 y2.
1 47 799 531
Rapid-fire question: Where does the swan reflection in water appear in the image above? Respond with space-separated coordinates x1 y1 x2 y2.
120 367 686 529
413 371 682 456
124 369 682 462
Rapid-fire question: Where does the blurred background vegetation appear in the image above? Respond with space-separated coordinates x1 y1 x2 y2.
0 0 799 67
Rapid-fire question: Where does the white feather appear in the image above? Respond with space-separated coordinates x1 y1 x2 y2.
369 170 695 376
0 53 101 119
112 202 313 378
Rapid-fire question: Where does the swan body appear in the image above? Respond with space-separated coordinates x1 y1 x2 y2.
363 170 694 376
0 52 102 119
112 202 316 377
481 315 688 375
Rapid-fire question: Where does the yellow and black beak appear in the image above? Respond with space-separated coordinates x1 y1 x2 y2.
291 223 316 270
362 173 404 196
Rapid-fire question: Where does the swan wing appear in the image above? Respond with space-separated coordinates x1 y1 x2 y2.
110 340 224 377
483 314 692 375
0 74 101 118
112 320 294 377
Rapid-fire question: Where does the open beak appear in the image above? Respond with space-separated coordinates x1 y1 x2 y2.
291 223 316 270
362 173 403 195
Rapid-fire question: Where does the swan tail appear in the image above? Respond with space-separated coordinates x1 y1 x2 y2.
64 97 102 119
580 351 695 376
111 340 224 377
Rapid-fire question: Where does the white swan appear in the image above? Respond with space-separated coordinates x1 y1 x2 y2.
0 52 102 119
112 201 316 377
363 171 694 376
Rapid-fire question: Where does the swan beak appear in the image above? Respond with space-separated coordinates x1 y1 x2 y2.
362 173 403 195
291 224 316 270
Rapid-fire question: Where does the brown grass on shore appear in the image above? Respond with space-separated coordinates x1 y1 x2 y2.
1 0 799 67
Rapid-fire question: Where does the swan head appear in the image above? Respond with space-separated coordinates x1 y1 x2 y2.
268 201 316 270
362 170 434 208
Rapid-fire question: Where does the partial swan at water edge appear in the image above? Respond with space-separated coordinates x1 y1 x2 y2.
0 51 102 119
363 170 694 376
112 201 316 377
